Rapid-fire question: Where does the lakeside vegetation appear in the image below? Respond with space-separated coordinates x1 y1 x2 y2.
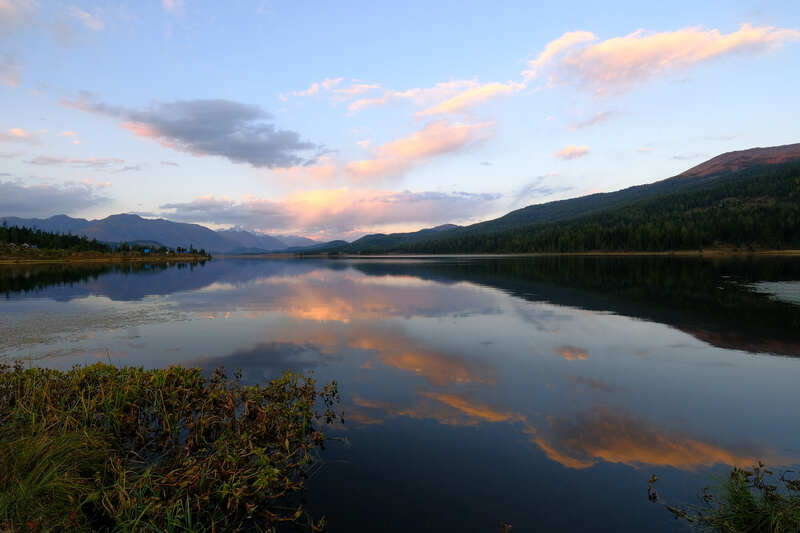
0 362 340 532
650 465 800 532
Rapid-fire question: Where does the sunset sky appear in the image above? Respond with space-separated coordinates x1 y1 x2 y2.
1 0 799 240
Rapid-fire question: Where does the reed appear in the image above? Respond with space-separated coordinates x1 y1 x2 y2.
0 362 340 532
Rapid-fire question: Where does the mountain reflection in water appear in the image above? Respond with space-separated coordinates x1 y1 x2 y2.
2 256 799 532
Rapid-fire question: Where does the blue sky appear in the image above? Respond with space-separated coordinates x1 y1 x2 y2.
1 0 799 240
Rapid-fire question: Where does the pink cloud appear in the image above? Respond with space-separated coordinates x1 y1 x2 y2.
523 30 597 80
159 188 502 241
415 81 522 117
554 145 589 160
333 82 381 100
282 77 344 100
348 80 479 114
345 119 494 180
528 24 800 94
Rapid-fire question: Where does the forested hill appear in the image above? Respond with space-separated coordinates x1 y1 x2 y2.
0 224 110 252
312 159 800 254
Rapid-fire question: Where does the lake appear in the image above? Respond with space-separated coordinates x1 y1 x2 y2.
2 255 800 532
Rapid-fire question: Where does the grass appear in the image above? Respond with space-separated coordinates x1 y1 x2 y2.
0 362 340 532
650 464 800 532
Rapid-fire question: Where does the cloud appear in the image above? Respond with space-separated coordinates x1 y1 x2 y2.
0 179 109 217
333 82 380 100
570 110 618 130
281 77 343 100
69 5 103 31
636 147 651 153
26 155 127 169
554 345 589 361
528 24 800 94
530 407 770 470
160 160 179 166
62 94 321 169
512 175 570 206
0 53 21 86
59 130 81 144
0 0 37 36
345 119 494 180
0 128 41 143
158 188 501 240
116 164 141 172
416 81 522 117
161 0 183 14
523 30 597 80
348 80 478 114
0 151 22 158
554 145 589 160
671 153 704 161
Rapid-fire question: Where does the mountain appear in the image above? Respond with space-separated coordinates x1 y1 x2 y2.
0 214 317 253
80 214 240 252
1 215 93 234
273 235 317 247
216 229 287 251
304 143 800 254
679 143 800 178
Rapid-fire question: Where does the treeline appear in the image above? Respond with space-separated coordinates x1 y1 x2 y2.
0 223 110 252
346 163 800 253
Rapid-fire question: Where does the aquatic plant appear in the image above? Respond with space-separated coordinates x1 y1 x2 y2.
0 362 340 532
649 464 800 532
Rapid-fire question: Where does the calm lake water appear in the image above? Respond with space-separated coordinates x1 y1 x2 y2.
2 256 800 532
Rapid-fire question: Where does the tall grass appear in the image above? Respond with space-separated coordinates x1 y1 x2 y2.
0 362 340 532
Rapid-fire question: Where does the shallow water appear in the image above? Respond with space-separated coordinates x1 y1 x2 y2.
2 256 800 532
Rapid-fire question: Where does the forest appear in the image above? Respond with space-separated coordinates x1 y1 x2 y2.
0 223 110 253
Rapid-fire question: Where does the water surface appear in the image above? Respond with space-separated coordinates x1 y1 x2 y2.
2 256 800 532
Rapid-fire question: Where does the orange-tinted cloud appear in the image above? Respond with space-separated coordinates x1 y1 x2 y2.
554 145 589 160
0 127 40 143
528 24 800 94
531 407 774 470
523 30 597 80
345 119 494 180
159 187 500 240
554 345 589 361
415 82 522 117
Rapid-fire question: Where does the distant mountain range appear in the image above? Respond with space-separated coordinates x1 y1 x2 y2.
3 143 799 254
0 213 318 254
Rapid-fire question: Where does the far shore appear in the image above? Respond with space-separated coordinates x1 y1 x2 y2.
218 249 800 259
3 249 799 265
0 254 209 265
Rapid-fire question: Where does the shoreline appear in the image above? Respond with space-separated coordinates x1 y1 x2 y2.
3 249 799 265
0 254 209 265
219 249 800 259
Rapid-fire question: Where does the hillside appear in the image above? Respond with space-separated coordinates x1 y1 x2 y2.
679 143 800 178
306 143 800 254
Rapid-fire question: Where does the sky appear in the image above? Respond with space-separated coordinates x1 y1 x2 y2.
1 0 799 241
